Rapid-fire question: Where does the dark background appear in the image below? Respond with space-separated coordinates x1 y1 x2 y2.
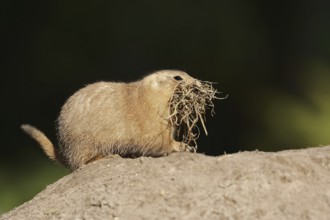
1 0 330 213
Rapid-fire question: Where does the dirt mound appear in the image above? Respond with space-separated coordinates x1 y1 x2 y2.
2 146 330 220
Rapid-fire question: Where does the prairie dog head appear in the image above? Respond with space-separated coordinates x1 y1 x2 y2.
143 70 219 150
143 70 200 96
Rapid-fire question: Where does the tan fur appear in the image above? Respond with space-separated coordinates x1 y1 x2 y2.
22 70 199 170
21 124 56 160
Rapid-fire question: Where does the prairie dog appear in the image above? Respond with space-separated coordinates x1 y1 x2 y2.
22 70 202 170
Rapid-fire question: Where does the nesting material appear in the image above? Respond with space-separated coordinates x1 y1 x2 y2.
168 80 224 151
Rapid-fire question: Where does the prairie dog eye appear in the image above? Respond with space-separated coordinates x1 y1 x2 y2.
173 76 183 81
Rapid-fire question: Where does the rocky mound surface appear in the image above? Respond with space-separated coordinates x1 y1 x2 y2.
1 146 330 220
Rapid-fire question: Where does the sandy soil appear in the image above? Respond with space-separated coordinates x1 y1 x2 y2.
1 146 330 220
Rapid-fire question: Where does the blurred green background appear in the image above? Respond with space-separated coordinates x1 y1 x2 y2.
1 0 330 214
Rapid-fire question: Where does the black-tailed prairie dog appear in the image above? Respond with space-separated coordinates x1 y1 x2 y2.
22 70 219 170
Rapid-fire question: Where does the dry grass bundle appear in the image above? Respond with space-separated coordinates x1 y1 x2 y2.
168 80 224 151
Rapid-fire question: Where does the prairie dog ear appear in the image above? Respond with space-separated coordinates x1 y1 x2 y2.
150 75 162 89
151 75 171 89
151 79 159 89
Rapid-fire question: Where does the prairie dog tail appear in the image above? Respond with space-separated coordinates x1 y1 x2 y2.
21 124 56 161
